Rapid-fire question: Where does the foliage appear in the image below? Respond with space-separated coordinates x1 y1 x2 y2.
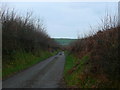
65 14 120 88
1 6 59 79
1 7 58 61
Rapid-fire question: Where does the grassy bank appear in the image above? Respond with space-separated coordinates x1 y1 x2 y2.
64 53 93 88
64 27 119 88
3 50 56 79
64 52 120 88
63 13 119 88
64 54 111 88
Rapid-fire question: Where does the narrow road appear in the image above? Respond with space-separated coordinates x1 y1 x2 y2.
3 52 65 88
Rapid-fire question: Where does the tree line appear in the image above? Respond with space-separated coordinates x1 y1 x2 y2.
1 7 59 62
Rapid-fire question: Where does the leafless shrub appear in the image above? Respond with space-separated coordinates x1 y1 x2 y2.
1 6 58 61
69 13 119 87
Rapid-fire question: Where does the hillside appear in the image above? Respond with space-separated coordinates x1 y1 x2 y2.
53 38 76 46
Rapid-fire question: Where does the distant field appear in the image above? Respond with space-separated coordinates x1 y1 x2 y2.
53 38 77 45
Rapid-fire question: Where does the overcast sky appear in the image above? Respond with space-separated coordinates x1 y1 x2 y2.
2 2 118 39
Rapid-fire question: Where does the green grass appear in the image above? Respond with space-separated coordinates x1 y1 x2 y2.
3 50 56 79
64 53 76 74
64 53 93 88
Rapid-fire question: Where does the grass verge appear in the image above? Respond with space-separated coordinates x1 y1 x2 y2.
64 52 94 88
64 52 120 88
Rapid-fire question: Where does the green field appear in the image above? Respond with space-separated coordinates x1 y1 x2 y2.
53 38 77 45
